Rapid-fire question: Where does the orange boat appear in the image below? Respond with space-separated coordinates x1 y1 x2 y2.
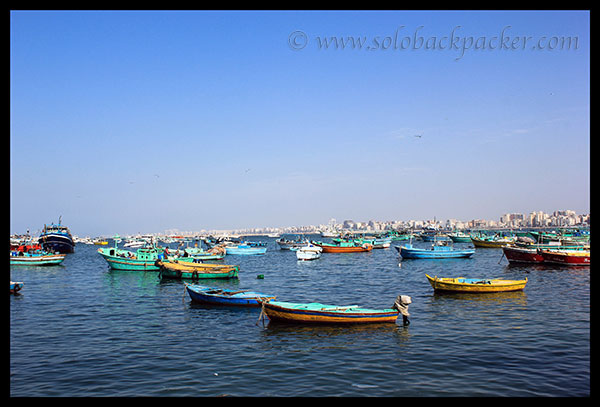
312 241 373 253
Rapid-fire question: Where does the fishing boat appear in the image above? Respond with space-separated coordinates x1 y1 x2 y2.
38 218 74 253
97 242 180 271
184 245 226 260
10 250 66 266
471 235 516 248
296 243 323 261
10 281 24 294
355 236 392 249
157 260 239 279
396 241 475 259
419 232 450 242
257 299 401 324
312 241 373 253
448 231 472 243
225 242 267 255
185 284 275 306
425 274 527 293
276 235 309 250
502 245 545 264
538 249 590 266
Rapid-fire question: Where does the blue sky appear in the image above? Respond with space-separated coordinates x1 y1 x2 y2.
10 10 590 236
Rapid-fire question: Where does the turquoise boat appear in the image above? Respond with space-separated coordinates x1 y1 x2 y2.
258 299 406 324
10 250 66 266
184 245 226 260
97 242 194 271
225 242 267 255
396 241 475 259
448 232 472 243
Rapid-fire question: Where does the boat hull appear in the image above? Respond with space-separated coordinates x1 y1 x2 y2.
296 251 321 260
39 233 75 254
425 274 527 293
185 285 275 307
260 301 399 324
314 243 372 253
448 235 472 243
157 260 239 279
10 253 66 266
471 237 515 248
397 245 475 259
502 246 544 264
225 246 267 255
539 250 590 266
99 256 161 271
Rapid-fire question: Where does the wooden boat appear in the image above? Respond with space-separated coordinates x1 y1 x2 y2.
225 242 267 255
296 243 323 261
425 274 527 293
502 245 545 264
185 284 275 307
276 235 309 250
448 232 472 243
396 242 474 259
10 281 24 294
355 236 392 249
420 233 450 242
258 300 399 324
312 241 373 253
10 251 66 266
539 249 590 266
471 235 515 248
157 260 239 279
97 244 173 271
184 245 226 260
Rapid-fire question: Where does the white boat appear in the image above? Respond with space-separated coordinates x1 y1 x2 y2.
296 244 323 261
124 239 147 248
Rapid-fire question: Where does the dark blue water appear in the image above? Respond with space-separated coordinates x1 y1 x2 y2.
10 237 590 396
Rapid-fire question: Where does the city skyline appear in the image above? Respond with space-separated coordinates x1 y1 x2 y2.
11 207 587 238
10 11 590 236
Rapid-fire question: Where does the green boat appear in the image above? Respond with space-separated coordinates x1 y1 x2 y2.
448 232 472 243
97 241 194 271
157 260 239 280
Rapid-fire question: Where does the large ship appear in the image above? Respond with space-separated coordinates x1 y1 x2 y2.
38 217 75 253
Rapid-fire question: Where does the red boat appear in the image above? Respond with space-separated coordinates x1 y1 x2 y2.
503 245 545 264
539 249 590 266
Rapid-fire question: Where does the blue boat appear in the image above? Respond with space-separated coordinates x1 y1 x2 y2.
38 217 74 253
396 241 475 259
10 281 24 294
185 284 275 307
225 242 267 255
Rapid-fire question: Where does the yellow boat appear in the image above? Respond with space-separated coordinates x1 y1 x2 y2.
156 259 239 280
471 236 515 248
425 274 527 293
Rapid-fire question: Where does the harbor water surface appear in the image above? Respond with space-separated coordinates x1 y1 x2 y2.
10 237 590 396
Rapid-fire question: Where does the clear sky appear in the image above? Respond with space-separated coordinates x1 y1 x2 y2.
10 10 590 236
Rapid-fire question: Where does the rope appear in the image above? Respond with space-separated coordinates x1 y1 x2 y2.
256 297 269 327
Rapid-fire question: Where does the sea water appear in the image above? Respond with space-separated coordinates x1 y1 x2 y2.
10 237 590 396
